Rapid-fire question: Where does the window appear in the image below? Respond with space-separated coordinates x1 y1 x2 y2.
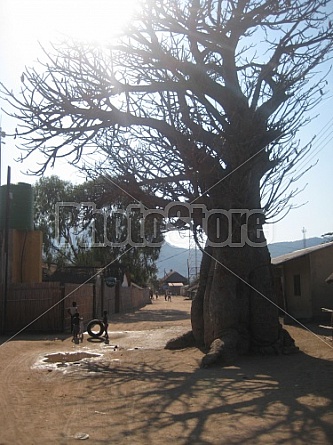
293 274 301 296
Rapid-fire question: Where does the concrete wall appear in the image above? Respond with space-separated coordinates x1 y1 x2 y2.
282 255 312 320
103 283 150 315
277 243 333 321
310 246 333 320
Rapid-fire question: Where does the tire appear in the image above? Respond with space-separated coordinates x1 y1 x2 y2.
87 319 104 338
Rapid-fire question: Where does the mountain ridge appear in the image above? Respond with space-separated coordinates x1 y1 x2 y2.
156 236 323 278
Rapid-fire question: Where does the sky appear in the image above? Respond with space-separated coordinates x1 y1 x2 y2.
0 0 332 247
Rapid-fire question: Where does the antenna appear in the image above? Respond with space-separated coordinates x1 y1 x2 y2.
188 230 199 284
302 227 307 249
0 119 6 186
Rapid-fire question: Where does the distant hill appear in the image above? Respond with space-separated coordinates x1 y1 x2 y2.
156 237 323 278
268 237 322 258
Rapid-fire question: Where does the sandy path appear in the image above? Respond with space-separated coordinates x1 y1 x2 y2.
0 296 332 444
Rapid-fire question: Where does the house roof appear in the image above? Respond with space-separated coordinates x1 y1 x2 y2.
187 283 199 292
271 241 333 266
160 270 188 284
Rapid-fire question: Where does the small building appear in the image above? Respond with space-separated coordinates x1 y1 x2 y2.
184 282 199 300
272 241 333 321
159 269 188 296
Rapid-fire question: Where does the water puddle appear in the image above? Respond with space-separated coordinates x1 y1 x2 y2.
44 351 100 365
33 351 102 372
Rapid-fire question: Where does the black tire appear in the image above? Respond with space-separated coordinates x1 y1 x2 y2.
87 319 104 338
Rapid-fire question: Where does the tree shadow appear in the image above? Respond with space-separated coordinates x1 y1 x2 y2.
63 345 333 444
0 333 69 345
111 308 191 325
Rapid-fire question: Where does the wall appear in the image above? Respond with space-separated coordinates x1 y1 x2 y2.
103 284 115 317
310 245 333 320
63 283 94 332
282 255 312 320
10 230 43 283
4 282 62 333
277 243 333 322
103 283 150 315
1 280 150 334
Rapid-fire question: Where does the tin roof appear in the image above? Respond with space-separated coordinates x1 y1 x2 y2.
271 241 333 266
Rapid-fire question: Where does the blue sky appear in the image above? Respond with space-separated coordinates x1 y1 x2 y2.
1 0 332 245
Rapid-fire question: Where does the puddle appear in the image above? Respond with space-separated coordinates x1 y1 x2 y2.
44 351 100 365
33 351 102 372
32 326 189 374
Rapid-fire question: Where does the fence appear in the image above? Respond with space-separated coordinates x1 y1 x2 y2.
1 281 150 334
63 283 95 332
4 282 63 333
103 283 150 315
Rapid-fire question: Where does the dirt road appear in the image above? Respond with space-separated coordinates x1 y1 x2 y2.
0 296 332 444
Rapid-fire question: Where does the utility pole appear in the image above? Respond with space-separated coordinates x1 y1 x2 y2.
2 166 11 334
188 230 199 284
302 227 307 249
0 126 6 186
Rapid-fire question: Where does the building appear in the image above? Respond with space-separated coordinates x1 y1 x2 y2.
272 242 333 322
159 269 188 296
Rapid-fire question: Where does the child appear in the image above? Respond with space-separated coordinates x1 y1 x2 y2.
102 310 109 340
72 312 80 343
79 316 84 342
67 301 78 333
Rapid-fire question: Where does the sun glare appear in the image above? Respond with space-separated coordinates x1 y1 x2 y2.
51 0 139 43
2 0 139 53
1 0 140 87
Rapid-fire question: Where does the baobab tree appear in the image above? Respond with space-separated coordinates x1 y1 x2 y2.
1 0 333 365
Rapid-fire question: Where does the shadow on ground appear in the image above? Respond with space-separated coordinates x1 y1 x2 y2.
64 344 333 445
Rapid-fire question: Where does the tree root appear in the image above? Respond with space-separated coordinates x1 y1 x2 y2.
251 327 299 356
165 331 196 350
200 326 300 367
201 330 239 368
164 328 299 368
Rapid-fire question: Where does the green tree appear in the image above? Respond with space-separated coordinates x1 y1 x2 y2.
2 0 333 365
34 176 162 287
34 176 75 267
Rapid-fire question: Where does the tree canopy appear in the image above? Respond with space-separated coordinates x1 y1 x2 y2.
1 0 332 221
34 175 162 287
1 0 333 364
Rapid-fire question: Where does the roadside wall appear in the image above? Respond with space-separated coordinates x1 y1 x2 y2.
103 283 150 315
4 282 62 333
1 280 150 333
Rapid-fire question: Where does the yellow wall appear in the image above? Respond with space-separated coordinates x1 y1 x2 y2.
10 230 42 283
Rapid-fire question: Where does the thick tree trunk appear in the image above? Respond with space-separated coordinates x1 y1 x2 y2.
166 240 298 366
167 159 297 366
166 173 298 366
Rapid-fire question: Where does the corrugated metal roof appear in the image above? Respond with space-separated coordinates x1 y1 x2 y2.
271 241 333 265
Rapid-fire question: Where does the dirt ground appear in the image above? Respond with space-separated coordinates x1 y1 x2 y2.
0 296 332 445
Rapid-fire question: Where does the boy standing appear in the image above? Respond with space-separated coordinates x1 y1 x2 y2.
67 301 78 333
72 312 80 343
102 310 109 340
